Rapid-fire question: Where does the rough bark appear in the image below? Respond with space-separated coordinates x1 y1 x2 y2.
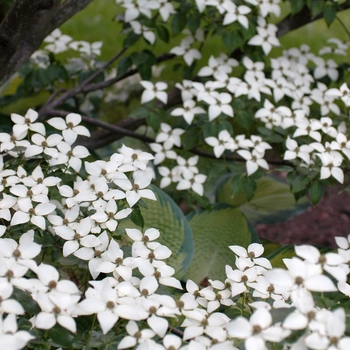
0 0 93 87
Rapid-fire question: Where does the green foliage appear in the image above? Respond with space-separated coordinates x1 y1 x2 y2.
217 175 310 225
184 204 256 283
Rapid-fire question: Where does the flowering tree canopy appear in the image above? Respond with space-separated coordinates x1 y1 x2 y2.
1 0 350 349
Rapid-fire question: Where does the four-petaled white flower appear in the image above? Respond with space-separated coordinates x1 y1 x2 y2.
140 81 168 104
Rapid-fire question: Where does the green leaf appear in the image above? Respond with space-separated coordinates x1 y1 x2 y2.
171 12 187 36
324 3 337 27
48 325 75 347
146 112 160 131
130 206 144 228
309 180 324 206
129 107 149 120
242 177 256 201
291 175 309 194
118 185 194 278
311 0 325 17
130 50 156 80
138 62 152 80
12 287 40 315
117 56 132 77
184 204 255 283
236 110 255 130
217 175 310 225
187 11 200 34
231 175 244 197
222 31 237 52
290 0 305 14
124 32 140 46
130 50 156 67
203 122 219 138
156 25 170 43
183 125 201 150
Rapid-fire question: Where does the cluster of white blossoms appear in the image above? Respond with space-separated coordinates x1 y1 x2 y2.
139 40 350 181
120 0 280 53
1 111 350 350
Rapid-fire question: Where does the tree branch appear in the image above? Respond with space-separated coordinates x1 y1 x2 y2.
0 0 93 87
38 47 129 119
0 0 55 78
276 3 350 38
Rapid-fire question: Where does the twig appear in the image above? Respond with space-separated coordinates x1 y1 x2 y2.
39 47 129 119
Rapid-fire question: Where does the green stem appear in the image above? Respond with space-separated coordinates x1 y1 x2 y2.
336 16 350 39
87 314 96 344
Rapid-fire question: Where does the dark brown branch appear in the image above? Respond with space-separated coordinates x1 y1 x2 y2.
0 0 55 78
0 0 93 87
38 47 129 119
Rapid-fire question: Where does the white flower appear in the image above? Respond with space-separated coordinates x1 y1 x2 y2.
317 153 344 183
176 172 207 196
118 144 154 171
206 92 234 121
47 114 90 145
118 321 155 349
248 19 280 55
10 200 56 230
305 308 350 350
205 130 235 158
44 28 73 53
69 41 103 56
140 81 168 104
171 100 205 125
122 0 158 22
0 314 34 350
49 142 90 173
155 123 184 149
264 257 337 293
326 83 350 107
284 137 314 164
130 21 156 44
149 143 177 165
175 80 197 101
113 171 156 207
312 57 339 81
226 308 288 349
170 36 202 66
157 0 176 21
237 149 269 176
197 55 235 79
222 3 251 28
229 243 272 269
11 109 45 137
33 290 80 333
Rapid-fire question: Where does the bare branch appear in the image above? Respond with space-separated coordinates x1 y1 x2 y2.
38 47 129 119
